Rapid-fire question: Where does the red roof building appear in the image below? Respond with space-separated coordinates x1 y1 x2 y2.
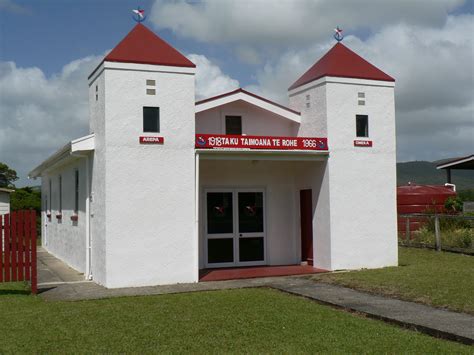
289 43 394 90
30 23 399 288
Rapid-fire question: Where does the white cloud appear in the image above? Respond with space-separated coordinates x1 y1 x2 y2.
188 54 240 99
0 56 101 186
396 104 474 161
150 0 465 47
235 46 262 65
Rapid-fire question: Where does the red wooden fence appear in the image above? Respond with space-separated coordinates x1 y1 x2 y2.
1 210 37 294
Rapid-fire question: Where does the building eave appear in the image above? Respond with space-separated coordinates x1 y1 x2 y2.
196 149 329 161
288 76 395 96
28 134 95 179
71 133 95 153
436 155 474 170
196 88 301 124
0 188 14 193
288 73 395 91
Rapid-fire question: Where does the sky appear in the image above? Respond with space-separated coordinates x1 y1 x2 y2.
0 0 473 186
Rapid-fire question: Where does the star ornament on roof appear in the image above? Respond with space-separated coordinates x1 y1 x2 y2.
334 26 343 42
132 7 146 23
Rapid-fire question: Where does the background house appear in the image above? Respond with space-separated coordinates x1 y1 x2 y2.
0 188 13 215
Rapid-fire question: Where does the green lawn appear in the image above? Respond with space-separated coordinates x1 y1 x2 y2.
0 283 470 353
313 247 474 314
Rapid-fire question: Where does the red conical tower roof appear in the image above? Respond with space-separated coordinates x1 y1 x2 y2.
104 23 195 68
289 43 394 90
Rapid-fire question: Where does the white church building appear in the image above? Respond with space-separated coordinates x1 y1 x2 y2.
29 24 398 288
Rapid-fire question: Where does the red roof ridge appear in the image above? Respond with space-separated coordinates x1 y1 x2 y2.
105 23 195 68
289 42 394 91
88 23 195 80
196 88 301 116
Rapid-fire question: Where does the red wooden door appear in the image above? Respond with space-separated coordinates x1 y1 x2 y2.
300 189 313 265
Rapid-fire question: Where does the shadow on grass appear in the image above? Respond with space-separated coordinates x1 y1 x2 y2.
0 285 55 296
0 288 31 296
0 282 33 296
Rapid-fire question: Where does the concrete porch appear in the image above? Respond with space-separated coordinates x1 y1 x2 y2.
199 265 327 282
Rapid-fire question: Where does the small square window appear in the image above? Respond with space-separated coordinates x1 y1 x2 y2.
146 88 156 95
146 79 156 86
96 85 98 92
306 94 310 100
358 100 365 106
306 102 310 108
96 94 98 101
143 107 160 133
225 116 242 135
356 115 369 137
358 92 365 98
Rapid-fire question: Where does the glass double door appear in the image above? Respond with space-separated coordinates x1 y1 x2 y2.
205 189 265 268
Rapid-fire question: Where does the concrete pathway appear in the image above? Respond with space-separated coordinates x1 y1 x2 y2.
269 277 474 345
38 248 474 345
38 247 85 285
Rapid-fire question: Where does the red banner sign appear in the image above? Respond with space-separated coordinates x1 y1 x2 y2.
195 134 328 151
354 140 373 147
140 136 164 144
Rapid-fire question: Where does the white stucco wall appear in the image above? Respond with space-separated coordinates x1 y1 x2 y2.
293 160 332 270
0 192 10 215
326 80 398 269
40 158 88 273
88 68 107 285
99 61 196 288
289 83 327 137
199 159 326 269
289 76 398 270
196 100 298 136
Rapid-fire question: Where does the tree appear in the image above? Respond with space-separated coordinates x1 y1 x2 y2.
0 162 19 188
10 187 41 213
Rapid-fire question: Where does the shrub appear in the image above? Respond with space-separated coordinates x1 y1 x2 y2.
444 196 463 213
424 214 472 232
409 224 473 250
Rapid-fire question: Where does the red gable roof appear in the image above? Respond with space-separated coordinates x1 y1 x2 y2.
104 23 195 68
289 43 394 90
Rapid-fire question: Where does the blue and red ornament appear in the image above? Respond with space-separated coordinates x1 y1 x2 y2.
334 26 343 42
132 7 146 23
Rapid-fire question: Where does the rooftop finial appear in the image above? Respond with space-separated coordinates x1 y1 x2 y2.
334 26 343 42
132 7 146 23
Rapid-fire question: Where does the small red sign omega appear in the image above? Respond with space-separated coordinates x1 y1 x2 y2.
354 140 373 147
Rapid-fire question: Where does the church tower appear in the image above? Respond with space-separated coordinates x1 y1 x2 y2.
87 24 197 287
289 42 398 270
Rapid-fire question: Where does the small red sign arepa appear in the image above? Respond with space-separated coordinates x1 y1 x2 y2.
140 136 164 144
354 140 372 147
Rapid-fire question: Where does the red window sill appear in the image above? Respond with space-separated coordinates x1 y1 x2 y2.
56 214 62 219
70 215 79 222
